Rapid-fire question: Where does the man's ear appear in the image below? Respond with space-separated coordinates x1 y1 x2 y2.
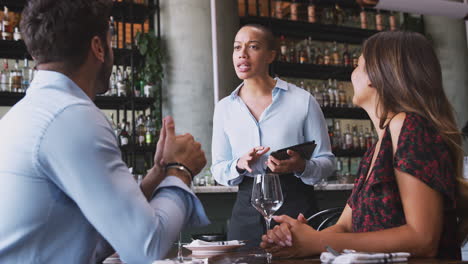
90 36 105 63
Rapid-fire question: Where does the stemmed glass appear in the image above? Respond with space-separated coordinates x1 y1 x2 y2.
251 173 284 263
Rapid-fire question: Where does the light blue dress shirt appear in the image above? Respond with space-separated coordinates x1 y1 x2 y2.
211 78 335 186
0 71 209 264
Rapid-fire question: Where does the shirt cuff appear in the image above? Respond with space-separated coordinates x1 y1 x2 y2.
153 176 210 228
228 158 246 186
294 160 312 178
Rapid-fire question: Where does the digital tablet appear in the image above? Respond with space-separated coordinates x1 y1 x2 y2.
270 141 316 161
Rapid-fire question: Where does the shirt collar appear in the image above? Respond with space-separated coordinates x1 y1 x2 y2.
229 77 289 100
27 70 92 102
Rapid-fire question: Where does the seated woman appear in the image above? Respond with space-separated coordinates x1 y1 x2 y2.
260 31 468 260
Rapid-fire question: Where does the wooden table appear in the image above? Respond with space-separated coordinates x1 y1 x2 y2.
104 250 468 263
203 250 468 264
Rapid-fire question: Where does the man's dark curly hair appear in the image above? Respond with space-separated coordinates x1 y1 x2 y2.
20 0 112 71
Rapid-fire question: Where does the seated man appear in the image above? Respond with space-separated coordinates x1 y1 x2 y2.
0 0 209 263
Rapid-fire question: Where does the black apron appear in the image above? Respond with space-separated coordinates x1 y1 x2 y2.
227 174 318 248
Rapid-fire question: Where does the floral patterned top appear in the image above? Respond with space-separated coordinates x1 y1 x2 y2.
347 113 460 260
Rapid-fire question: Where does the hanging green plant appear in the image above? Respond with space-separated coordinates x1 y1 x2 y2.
135 30 164 86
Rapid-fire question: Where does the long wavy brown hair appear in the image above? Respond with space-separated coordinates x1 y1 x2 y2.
362 31 468 245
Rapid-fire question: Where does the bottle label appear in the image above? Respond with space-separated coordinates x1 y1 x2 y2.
138 135 145 145
121 137 128 146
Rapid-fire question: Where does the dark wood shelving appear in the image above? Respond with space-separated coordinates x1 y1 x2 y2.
0 92 154 110
273 61 353 81
333 149 366 157
240 16 378 44
3 0 153 23
120 143 157 154
321 106 368 119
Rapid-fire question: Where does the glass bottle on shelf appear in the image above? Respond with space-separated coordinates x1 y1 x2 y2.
0 60 9 92
358 125 366 151
10 60 22 93
290 0 299 21
360 8 367 29
342 44 351 67
110 16 118 49
136 115 146 146
352 125 359 151
119 122 130 146
375 10 383 31
13 27 21 41
352 49 359 68
389 11 397 31
333 120 342 151
344 124 353 150
322 82 330 107
2 6 12 41
116 67 126 96
145 117 155 145
313 85 323 106
306 37 315 63
338 82 346 108
327 79 335 108
307 0 317 23
328 125 334 151
332 42 340 65
288 45 297 63
365 127 372 150
274 0 284 19
299 44 308 64
315 48 324 65
22 58 33 91
109 66 117 96
332 79 339 107
335 4 345 26
323 47 331 65
279 36 288 62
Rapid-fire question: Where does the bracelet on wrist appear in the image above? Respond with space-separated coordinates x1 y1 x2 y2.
165 162 193 181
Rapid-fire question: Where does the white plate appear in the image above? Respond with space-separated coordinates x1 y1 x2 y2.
183 243 245 256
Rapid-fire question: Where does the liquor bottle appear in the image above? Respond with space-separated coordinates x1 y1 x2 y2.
358 125 366 151
279 36 288 62
110 16 118 49
315 48 324 65
0 60 9 91
360 8 367 29
274 0 284 19
333 120 342 151
22 58 33 91
321 82 329 107
313 85 323 106
344 124 353 150
136 115 146 146
332 79 339 107
375 10 383 31
307 0 317 23
332 42 340 65
352 49 359 68
306 37 315 63
116 67 126 96
352 125 359 151
13 27 21 41
109 113 121 140
323 47 331 65
342 44 351 67
119 122 130 146
109 66 117 96
335 4 345 26
299 45 308 64
2 6 12 41
337 82 346 108
389 11 397 31
145 117 155 145
327 79 335 108
290 0 299 21
328 125 334 150
10 60 22 92
365 127 373 149
288 45 297 63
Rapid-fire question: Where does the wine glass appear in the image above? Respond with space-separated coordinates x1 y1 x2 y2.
251 173 284 263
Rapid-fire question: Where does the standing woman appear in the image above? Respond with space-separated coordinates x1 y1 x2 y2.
261 31 468 260
211 24 335 248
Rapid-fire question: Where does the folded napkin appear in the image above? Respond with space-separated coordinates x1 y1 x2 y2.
187 239 243 247
320 249 411 264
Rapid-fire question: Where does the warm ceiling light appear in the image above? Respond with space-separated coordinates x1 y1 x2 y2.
356 0 468 20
